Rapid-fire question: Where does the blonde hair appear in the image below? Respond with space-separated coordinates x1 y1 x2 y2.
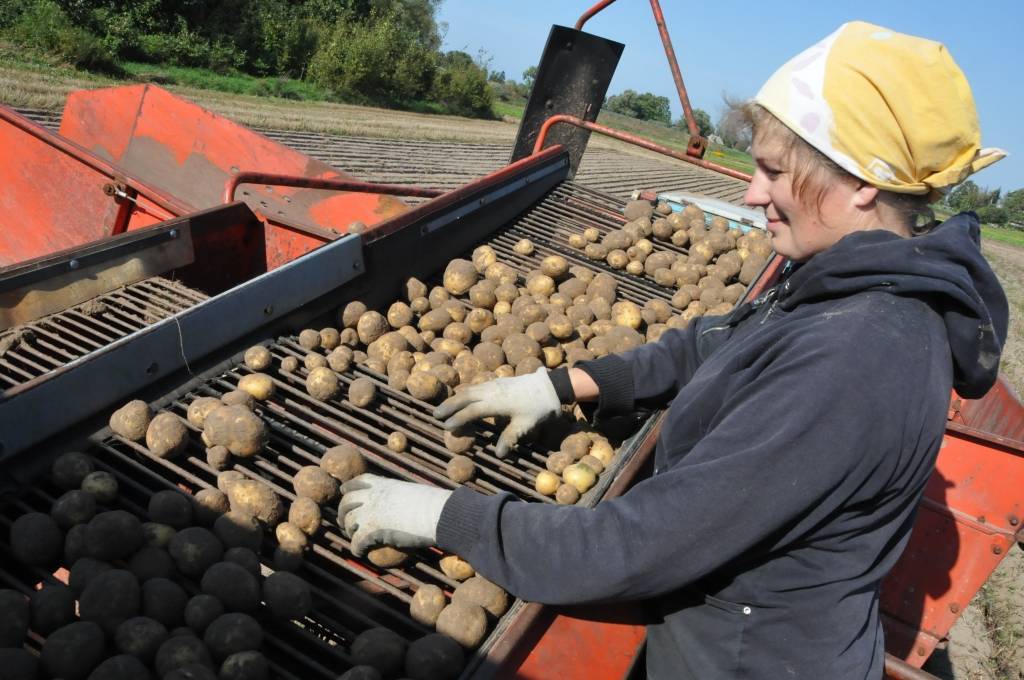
741 103 936 234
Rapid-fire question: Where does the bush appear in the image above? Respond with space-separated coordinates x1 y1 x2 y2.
429 51 495 118
976 205 1008 225
308 9 436 105
9 0 114 70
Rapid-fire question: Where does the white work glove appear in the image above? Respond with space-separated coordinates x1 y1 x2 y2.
339 473 452 557
433 367 562 458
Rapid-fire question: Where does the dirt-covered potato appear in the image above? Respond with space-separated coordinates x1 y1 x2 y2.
41 621 107 680
218 548 258 580
544 451 574 475
184 397 220 430
68 558 112 597
145 490 192 529
142 522 177 549
286 497 321 536
404 633 464 680
141 577 188 629
183 596 223 637
560 432 592 460
262 572 311 620
212 510 261 552
128 545 176 583
240 346 270 372
169 527 224 578
445 455 475 483
115 615 168 664
275 522 308 557
79 568 141 635
298 329 321 350
63 523 89 563
0 648 36 680
109 400 153 441
439 555 475 581
436 602 487 648
202 405 266 458
203 444 230 471
227 479 283 525
513 238 534 255
367 545 409 568
273 546 303 573
85 654 151 679
353 311 386 346
525 273 555 297
555 484 580 505
203 612 262 664
406 371 442 402
216 473 242 496
322 348 351 374
579 453 605 474
50 451 94 492
442 428 474 454
386 431 408 453
154 635 215 679
220 390 254 409
346 377 376 408
50 489 96 530
293 465 339 504
29 583 75 637
143 412 188 459
501 333 541 366
320 443 366 483
199 562 260 614
83 510 142 561
189 489 227 526
562 463 598 494
408 584 446 627
534 470 560 496
0 589 28 648
236 373 274 401
279 355 300 372
351 627 408 678
452 576 508 618
568 233 587 248
609 301 641 330
442 259 479 296
305 366 340 401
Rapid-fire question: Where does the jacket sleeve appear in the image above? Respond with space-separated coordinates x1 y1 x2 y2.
436 327 912 605
576 311 737 417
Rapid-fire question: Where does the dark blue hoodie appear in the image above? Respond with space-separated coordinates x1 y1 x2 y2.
436 213 1008 679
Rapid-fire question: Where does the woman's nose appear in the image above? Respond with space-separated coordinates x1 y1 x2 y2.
744 172 770 207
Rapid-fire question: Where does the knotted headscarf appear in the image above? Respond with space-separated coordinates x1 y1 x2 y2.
755 21 1005 198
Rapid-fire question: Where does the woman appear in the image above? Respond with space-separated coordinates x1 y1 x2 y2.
340 22 1008 679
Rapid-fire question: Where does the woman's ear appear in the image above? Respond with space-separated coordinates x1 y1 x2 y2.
852 182 880 209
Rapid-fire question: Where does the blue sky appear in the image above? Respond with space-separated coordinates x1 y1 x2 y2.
436 1 1022 193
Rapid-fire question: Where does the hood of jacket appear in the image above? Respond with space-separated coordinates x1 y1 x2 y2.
777 212 1009 399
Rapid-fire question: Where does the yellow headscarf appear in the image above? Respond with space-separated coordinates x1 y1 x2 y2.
755 21 1005 198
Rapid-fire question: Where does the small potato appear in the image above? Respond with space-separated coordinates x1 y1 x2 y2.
388 369 410 392
341 302 367 329
404 634 464 680
443 259 479 296
146 412 189 459
606 249 629 269
436 602 487 648
319 328 341 350
213 511 262 552
386 431 408 453
494 364 515 378
452 575 508 617
472 245 497 273
340 327 360 347
545 451 573 475
560 432 592 460
202 405 266 458
555 484 580 505
406 371 442 402
387 302 414 328
568 233 587 248
51 451 94 491
515 356 544 376
540 255 569 279
217 471 245 494
465 308 494 335
357 311 389 346
429 286 451 310
280 355 300 372
204 612 262 663
446 455 475 483
243 346 271 371
525 273 555 297
142 522 177 549
350 627 408 678
327 348 352 373
192 489 230 526
293 466 339 504
610 301 642 330
237 373 274 401
51 489 96 530
541 346 564 368
579 454 605 474
405 278 429 302
348 377 377 408
275 522 308 554
297 329 320 350
525 320 551 345
289 497 322 535
367 331 410 364
444 430 474 454
439 555 475 581
11 512 63 567
40 621 107 680
563 463 598 494
187 397 222 429
367 546 409 568
109 400 153 441
227 480 284 525
320 443 366 483
443 322 473 345
534 471 560 496
306 366 340 401
149 490 193 529
410 584 446 627
305 353 328 371
513 238 534 255
221 390 254 409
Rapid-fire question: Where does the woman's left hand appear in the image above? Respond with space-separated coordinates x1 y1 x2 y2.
339 474 452 556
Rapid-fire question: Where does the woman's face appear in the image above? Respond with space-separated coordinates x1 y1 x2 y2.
744 135 861 262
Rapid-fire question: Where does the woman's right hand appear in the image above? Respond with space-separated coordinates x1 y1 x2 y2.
433 368 562 458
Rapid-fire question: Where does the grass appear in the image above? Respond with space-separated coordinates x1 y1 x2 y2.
117 61 332 101
981 225 1024 248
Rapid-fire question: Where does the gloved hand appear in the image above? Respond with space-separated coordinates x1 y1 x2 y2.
433 367 562 458
339 473 452 557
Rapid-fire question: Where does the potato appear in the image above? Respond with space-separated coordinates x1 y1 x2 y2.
306 366 340 401
607 301 641 330
304 353 328 371
262 572 311 620
367 546 409 568
220 389 254 409
353 311 386 346
320 443 366 483
351 627 407 678
341 301 367 329
563 463 598 494
340 327 360 347
501 333 540 366
514 356 543 376
0 648 36 680
80 568 140 635
30 583 75 636
41 621 107 680
169 527 224 578
212 511 261 551
406 371 442 402
560 432 592 460
525 273 555 297
200 562 260 615
325 347 352 373
441 427 474 454
471 244 497 273
272 546 303 573
154 635 215 679
428 286 451 309
238 347 271 373
109 400 153 441
148 490 193 529
298 329 321 350
183 397 219 429
545 451 573 475
534 470 560 496
579 453 605 474
388 369 410 391
204 445 231 471
86 654 151 679
442 259 479 296
291 465 338 504
404 633 464 680
513 238 534 255
347 377 377 408
142 522 177 548
568 233 587 248
202 405 266 457
555 484 580 505
522 320 549 345
198 612 261 664
0 589 28 648
85 510 142 561
410 584 446 627
289 497 322 535
144 412 189 459
452 575 508 617
51 489 96 529
51 450 95 491
69 558 112 597
192 489 230 526
739 255 767 285
280 355 300 372
223 547 261 578
464 308 494 336
387 431 408 453
275 522 308 557
128 546 176 583
536 345 562 369
436 602 487 648
227 480 283 525
623 199 654 221
446 455 475 483
115 616 168 664
142 577 188 629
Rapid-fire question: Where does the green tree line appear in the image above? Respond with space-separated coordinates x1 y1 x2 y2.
0 0 495 117
945 181 1024 227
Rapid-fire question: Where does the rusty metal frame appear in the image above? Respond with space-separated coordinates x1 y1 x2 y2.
223 172 445 205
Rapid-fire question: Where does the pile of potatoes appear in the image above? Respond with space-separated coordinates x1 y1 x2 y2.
535 429 616 504
567 198 772 326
